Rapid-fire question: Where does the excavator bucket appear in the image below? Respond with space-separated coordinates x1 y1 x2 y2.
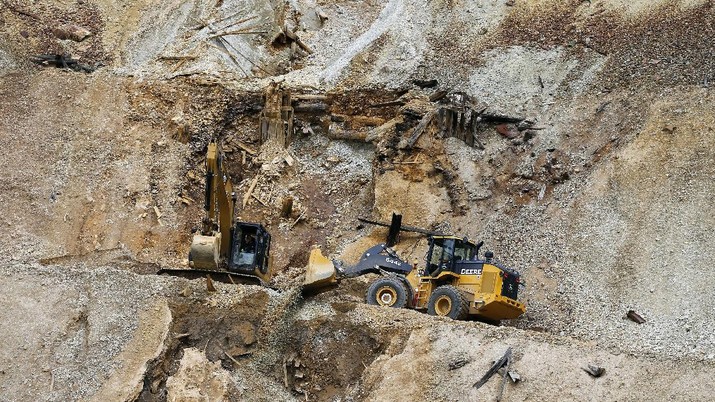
303 247 338 290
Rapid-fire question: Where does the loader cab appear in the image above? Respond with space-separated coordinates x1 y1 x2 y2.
229 222 271 275
425 236 478 276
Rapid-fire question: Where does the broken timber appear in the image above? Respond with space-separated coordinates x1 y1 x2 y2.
259 83 294 147
434 92 487 150
582 364 606 377
283 25 313 54
406 110 436 148
2 0 39 19
473 347 512 389
242 176 259 208
30 54 95 73
626 310 646 324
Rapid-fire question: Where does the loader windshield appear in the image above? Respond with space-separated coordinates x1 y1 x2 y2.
428 238 455 275
427 237 477 275
453 241 476 261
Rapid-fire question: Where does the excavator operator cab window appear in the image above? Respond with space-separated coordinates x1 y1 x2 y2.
232 226 258 269
242 233 256 252
230 224 270 274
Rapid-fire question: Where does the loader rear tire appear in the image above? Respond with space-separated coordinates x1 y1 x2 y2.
366 277 408 308
427 285 469 320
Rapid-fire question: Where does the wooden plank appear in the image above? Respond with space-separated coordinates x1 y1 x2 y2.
406 110 436 148
461 112 468 140
242 176 259 208
496 349 512 402
236 141 257 155
480 112 525 123
207 30 268 39
293 94 328 101
369 100 405 108
473 347 512 390
466 115 475 147
429 90 448 102
450 109 459 136
445 109 453 138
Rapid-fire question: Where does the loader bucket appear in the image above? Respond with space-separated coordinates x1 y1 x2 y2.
303 247 337 289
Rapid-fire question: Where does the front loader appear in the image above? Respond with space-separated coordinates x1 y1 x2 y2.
304 235 526 321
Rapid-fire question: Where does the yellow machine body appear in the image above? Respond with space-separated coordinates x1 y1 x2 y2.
161 141 273 285
407 264 526 321
304 235 526 322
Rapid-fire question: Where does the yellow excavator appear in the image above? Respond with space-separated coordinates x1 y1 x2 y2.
304 223 526 321
158 141 272 284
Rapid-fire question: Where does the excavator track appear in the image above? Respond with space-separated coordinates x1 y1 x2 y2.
157 268 266 287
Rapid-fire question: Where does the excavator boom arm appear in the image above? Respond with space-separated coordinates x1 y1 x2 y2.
203 142 235 258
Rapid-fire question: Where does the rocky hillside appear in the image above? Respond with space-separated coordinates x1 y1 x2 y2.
1 0 714 401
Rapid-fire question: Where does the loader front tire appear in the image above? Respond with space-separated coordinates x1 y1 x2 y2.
366 277 408 308
427 285 469 320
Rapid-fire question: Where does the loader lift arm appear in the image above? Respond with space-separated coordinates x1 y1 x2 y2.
304 243 412 290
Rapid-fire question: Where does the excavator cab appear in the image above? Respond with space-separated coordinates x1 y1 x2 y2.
229 222 271 275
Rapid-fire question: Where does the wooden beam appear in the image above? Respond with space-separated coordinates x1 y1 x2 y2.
242 176 259 208
386 213 402 247
406 110 436 148
473 347 512 390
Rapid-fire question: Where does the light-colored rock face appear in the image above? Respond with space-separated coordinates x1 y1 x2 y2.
468 46 583 115
91 301 172 402
373 169 450 229
0 72 188 265
166 348 234 402
0 264 171 401
117 0 281 77
0 277 78 400
559 91 715 356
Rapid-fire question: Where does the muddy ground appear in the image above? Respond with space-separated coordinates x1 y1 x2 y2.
1 0 714 401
